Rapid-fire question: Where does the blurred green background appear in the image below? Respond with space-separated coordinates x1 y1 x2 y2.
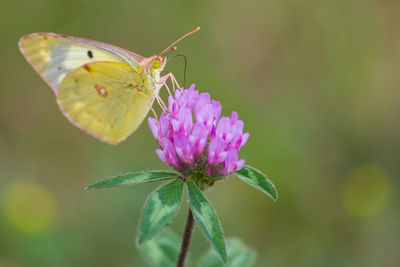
1 0 399 266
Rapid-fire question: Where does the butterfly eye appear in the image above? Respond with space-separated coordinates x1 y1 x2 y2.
151 59 161 69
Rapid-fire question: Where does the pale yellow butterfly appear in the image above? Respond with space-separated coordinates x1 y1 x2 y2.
19 27 200 144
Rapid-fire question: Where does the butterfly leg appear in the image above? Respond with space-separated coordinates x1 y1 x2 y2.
158 73 181 94
170 73 181 92
149 73 181 117
158 76 173 96
150 86 169 114
148 97 159 121
155 94 168 111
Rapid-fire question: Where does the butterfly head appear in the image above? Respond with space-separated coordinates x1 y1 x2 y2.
150 55 166 71
146 26 200 75
143 27 200 78
141 55 166 77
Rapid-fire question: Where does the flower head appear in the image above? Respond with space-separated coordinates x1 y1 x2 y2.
149 85 249 188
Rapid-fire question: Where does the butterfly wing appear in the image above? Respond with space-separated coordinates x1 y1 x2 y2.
57 61 155 144
19 32 144 92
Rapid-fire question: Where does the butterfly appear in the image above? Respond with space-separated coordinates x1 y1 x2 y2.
18 27 199 144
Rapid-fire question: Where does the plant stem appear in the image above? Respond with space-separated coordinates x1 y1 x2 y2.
177 207 195 267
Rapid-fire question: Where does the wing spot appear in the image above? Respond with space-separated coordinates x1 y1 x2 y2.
87 50 93 58
84 64 92 72
94 84 108 97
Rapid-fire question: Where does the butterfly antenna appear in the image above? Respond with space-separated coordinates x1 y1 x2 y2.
159 27 200 56
169 54 187 87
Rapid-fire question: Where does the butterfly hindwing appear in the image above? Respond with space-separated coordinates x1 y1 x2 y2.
19 33 144 92
57 61 155 144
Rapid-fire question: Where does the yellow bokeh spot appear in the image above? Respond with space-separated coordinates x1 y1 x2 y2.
3 180 57 234
342 164 389 217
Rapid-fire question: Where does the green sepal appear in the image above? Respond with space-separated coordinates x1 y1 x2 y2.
187 180 227 264
234 165 278 201
138 179 184 244
138 229 180 267
85 171 178 190
199 238 257 267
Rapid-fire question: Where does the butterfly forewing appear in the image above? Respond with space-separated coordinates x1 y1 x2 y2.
19 33 143 92
57 61 154 144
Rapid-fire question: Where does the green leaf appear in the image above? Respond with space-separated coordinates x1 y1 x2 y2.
234 165 278 201
187 180 227 264
138 179 184 244
85 171 178 190
199 238 257 267
138 229 180 267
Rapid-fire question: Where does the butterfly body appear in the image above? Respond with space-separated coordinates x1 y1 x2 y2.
19 32 168 144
